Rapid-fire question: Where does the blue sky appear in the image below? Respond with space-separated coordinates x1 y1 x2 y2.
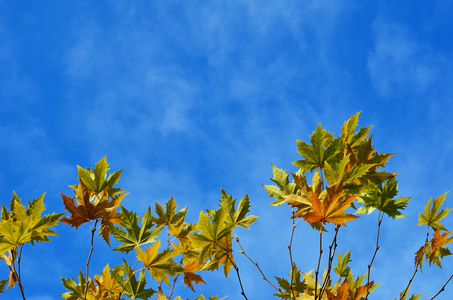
1 1 453 299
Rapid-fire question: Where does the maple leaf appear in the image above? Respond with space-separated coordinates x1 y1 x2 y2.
418 192 452 232
395 286 423 300
263 163 297 206
293 124 342 173
156 287 167 300
112 206 163 253
74 156 124 196
1 249 19 289
274 264 306 298
169 222 197 248
136 240 184 285
114 258 156 299
60 270 92 300
345 272 379 300
355 178 410 219
324 155 351 185
333 250 352 277
427 228 453 268
326 279 349 300
151 196 187 229
344 136 395 184
303 181 359 226
189 207 232 264
201 234 235 278
183 259 207 292
0 279 7 294
191 296 226 300
216 189 258 229
60 179 125 246
92 264 123 298
0 192 63 289
0 192 64 255
340 112 373 149
282 173 312 219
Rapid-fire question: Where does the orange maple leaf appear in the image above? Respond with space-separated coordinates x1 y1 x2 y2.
303 181 359 226
183 259 206 292
60 179 124 245
427 228 453 267
327 279 349 300
326 279 373 300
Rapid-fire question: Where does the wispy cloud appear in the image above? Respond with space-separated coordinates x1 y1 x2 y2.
368 18 441 97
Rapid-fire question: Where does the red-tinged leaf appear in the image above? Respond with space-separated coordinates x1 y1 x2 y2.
183 260 207 292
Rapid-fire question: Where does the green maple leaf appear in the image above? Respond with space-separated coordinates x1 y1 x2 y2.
74 156 125 196
263 163 297 206
136 240 184 285
189 207 232 264
395 286 423 300
0 192 64 255
216 189 258 229
293 124 341 173
341 112 373 148
114 258 156 299
60 271 89 300
345 136 396 184
112 206 163 253
274 264 306 298
151 196 187 229
418 192 452 232
0 279 7 294
333 250 352 277
201 233 235 277
355 178 410 219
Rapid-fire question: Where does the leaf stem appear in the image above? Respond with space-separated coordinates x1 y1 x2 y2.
366 211 383 299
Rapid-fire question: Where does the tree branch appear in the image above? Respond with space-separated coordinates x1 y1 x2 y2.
366 211 383 299
84 219 98 300
430 273 453 300
314 227 323 300
233 232 287 299
319 224 340 299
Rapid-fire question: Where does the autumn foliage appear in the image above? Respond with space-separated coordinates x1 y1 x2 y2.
1 112 452 299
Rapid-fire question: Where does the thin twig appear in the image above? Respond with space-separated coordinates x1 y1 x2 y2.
84 220 98 300
225 251 248 300
15 246 26 300
234 232 287 298
168 274 181 300
288 211 302 300
430 273 453 300
399 226 431 300
365 211 383 299
319 224 340 299
399 255 420 300
314 227 323 300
